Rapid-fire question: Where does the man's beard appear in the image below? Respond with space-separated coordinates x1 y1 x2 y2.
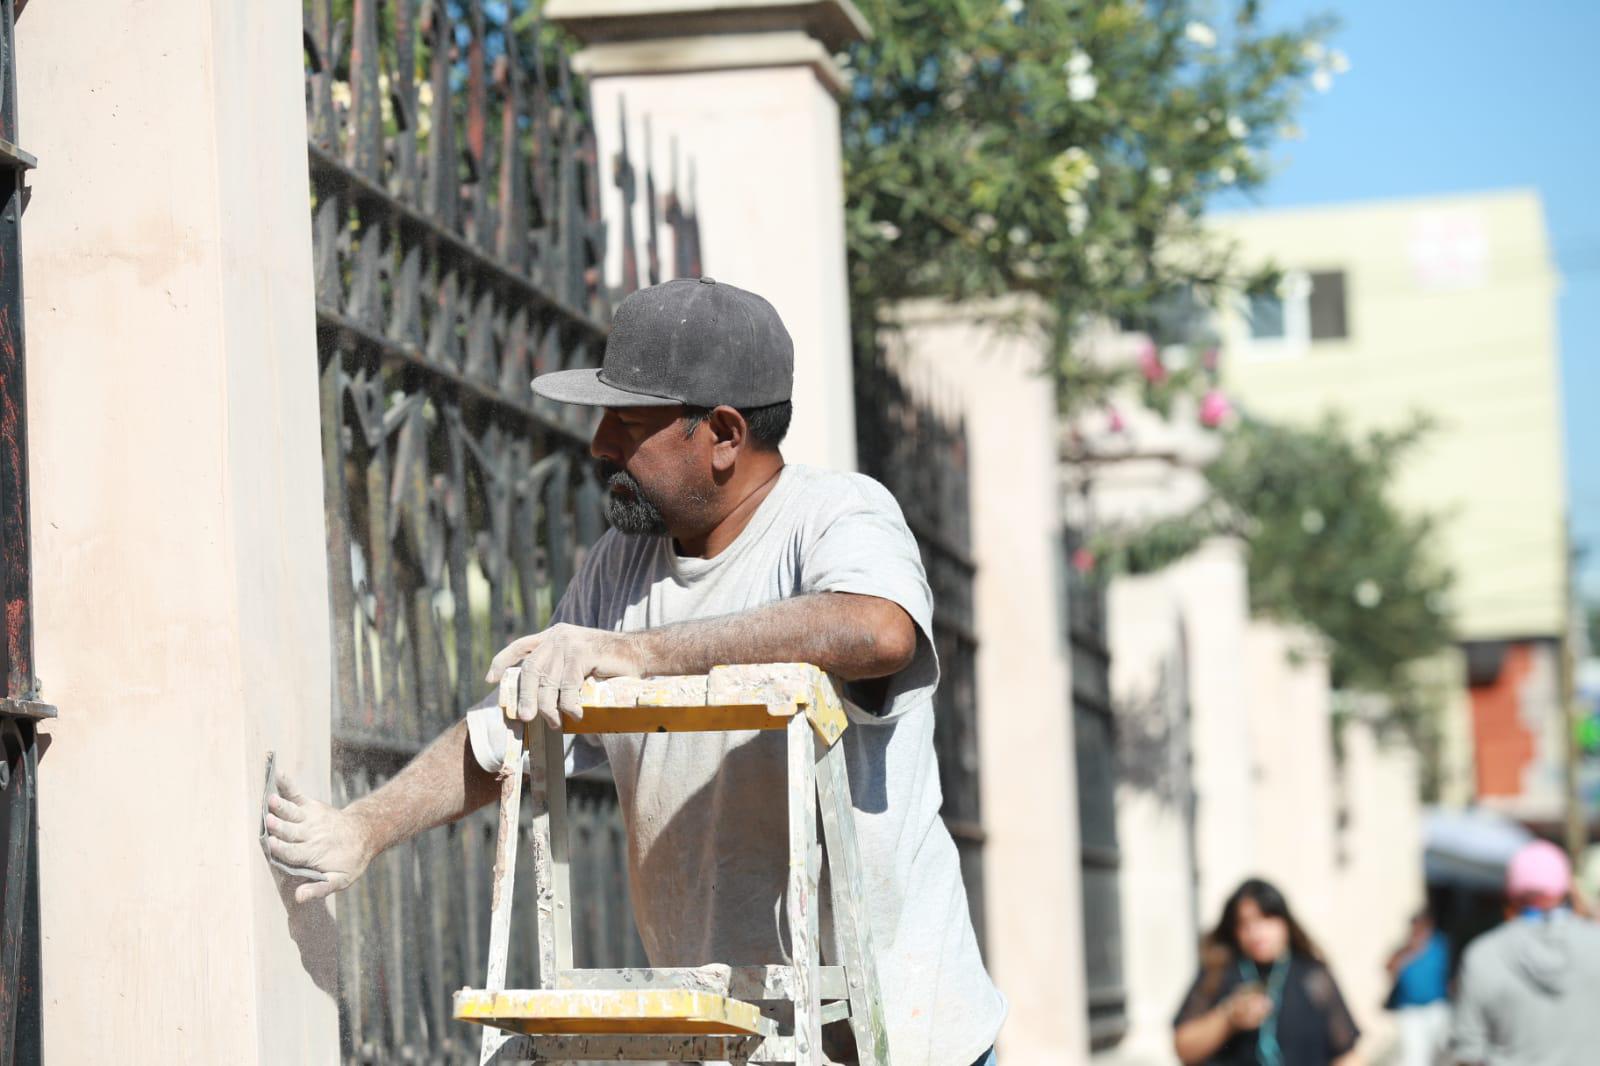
596 460 669 536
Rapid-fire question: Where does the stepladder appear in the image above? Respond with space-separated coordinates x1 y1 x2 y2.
452 663 891 1066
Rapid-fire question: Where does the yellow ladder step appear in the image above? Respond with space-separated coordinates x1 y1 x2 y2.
453 988 771 1037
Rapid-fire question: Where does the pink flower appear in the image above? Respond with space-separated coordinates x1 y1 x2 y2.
1106 405 1126 433
1199 389 1232 428
1138 345 1167 384
1072 547 1096 574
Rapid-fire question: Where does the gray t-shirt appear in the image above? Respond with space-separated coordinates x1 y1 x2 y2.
466 464 1005 1066
1450 909 1600 1065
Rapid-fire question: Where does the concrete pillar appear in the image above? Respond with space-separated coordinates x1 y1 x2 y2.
1108 573 1201 1060
1331 720 1422 1054
1169 539 1259 923
18 0 337 1061
548 0 867 472
1244 622 1337 940
886 299 1089 1063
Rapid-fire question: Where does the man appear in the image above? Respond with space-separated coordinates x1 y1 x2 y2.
1450 839 1600 1065
264 277 1007 1066
1385 908 1449 1066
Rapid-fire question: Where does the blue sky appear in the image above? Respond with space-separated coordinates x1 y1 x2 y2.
1220 0 1600 601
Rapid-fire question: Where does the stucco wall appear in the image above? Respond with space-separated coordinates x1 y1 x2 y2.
18 0 338 1060
581 64 859 473
1244 623 1338 943
1330 722 1423 1056
886 299 1089 1063
1106 573 1200 1063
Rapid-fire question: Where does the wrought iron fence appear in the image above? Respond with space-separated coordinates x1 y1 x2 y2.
0 2 49 1063
852 348 986 949
302 0 697 1059
1066 526 1127 1050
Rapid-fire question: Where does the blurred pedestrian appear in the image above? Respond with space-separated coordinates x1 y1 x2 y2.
1450 839 1600 1065
1385 907 1451 1066
1173 878 1363 1066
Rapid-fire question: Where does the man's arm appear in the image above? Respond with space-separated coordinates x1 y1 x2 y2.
264 718 498 903
485 592 918 725
264 591 915 899
1449 948 1490 1066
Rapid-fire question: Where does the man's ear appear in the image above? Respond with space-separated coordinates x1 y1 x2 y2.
706 405 747 473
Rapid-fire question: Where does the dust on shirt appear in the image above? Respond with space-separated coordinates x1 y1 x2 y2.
466 464 1006 1066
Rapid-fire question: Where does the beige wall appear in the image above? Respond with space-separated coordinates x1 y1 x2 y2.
562 13 861 473
19 0 338 1060
886 300 1090 1063
1244 623 1338 942
1330 720 1424 1054
1167 539 1261 922
1215 190 1566 643
1105 572 1199 1063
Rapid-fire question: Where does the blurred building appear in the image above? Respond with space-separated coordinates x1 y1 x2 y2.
1214 190 1569 821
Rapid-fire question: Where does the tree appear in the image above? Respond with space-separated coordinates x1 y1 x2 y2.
1093 415 1456 748
842 0 1340 403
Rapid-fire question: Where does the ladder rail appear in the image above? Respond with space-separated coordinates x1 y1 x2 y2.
465 664 889 1065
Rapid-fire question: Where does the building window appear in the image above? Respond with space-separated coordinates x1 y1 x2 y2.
1239 269 1348 360
1247 291 1287 340
1308 270 1349 341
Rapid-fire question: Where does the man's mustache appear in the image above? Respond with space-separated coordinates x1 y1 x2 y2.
595 460 641 493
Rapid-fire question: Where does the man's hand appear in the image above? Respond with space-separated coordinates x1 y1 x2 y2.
263 769 375 904
486 594 918 727
487 623 642 726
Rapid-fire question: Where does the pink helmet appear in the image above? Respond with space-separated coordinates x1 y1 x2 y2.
1506 840 1572 900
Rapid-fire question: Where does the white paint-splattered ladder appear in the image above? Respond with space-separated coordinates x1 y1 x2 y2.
453 663 890 1066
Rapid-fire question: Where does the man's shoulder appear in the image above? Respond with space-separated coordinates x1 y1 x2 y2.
1560 911 1600 948
783 465 903 517
578 527 660 577
1459 922 1516 974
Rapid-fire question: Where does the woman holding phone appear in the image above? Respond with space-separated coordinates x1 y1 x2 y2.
1173 878 1364 1066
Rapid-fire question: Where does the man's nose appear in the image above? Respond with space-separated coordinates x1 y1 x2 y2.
590 411 622 463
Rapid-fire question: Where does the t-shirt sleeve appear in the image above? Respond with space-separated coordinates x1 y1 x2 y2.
1303 962 1360 1056
464 537 612 776
799 478 939 722
1449 943 1492 1065
1173 967 1226 1028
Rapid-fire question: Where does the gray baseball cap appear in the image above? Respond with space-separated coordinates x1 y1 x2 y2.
532 277 794 408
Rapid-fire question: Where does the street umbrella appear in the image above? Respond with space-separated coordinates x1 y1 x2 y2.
1423 806 1533 891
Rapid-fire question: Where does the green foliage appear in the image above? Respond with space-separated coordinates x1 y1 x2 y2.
1095 416 1456 736
842 0 1335 397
